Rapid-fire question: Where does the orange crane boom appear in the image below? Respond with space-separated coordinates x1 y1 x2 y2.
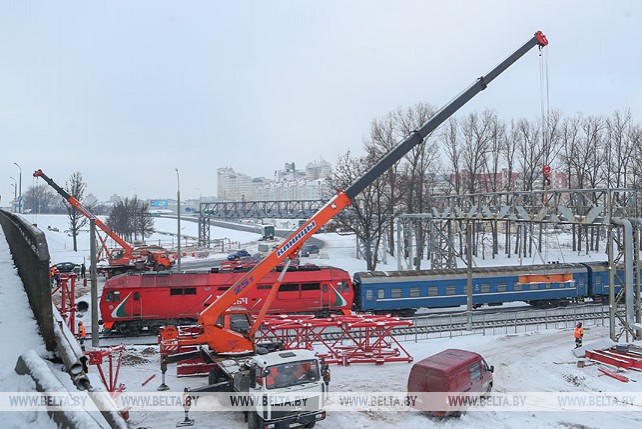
174 31 550 355
34 169 174 273
34 169 134 254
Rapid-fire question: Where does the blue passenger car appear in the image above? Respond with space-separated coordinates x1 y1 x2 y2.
353 263 595 315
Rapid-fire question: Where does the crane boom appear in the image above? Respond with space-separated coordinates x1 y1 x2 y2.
33 169 134 254
179 31 549 353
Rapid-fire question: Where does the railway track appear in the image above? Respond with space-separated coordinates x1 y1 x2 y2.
87 303 613 347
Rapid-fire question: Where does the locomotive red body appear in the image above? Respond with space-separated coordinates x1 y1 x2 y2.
100 264 353 333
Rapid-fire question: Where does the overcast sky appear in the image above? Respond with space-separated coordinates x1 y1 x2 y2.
1 1 640 202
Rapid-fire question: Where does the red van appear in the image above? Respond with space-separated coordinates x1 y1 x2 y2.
407 349 494 416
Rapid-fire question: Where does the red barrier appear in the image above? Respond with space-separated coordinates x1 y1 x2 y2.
87 344 126 393
257 314 414 365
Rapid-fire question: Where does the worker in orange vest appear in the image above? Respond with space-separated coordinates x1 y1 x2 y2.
77 321 87 351
266 367 279 387
574 322 584 349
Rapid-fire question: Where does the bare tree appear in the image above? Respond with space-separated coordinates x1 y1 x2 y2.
107 197 154 243
65 172 89 252
603 109 636 189
515 118 544 191
23 184 62 214
460 110 495 194
330 150 393 271
368 109 406 257
480 111 506 257
559 114 581 188
501 119 520 192
441 117 462 195
395 102 439 268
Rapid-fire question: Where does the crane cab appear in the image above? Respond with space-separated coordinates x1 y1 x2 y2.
216 307 252 335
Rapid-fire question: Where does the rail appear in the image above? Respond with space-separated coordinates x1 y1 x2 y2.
94 304 611 347
398 303 608 341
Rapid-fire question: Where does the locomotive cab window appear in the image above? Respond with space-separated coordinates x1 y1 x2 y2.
337 281 349 292
133 291 140 301
105 291 119 302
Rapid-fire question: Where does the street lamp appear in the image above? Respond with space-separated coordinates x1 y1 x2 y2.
10 177 17 213
175 168 181 270
13 162 21 213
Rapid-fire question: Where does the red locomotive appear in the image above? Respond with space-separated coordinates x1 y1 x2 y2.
100 264 353 334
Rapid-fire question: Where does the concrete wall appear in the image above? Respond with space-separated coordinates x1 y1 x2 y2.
0 209 55 350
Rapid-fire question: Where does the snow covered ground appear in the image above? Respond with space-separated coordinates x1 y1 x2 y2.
0 226 64 429
4 213 642 428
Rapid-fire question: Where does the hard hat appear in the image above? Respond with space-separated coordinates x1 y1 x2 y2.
78 321 83 325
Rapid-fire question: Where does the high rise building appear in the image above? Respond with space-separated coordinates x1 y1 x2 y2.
218 160 332 202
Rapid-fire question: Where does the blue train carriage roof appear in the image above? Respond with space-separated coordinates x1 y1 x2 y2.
353 262 605 283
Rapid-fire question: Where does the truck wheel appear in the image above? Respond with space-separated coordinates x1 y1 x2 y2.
485 382 493 396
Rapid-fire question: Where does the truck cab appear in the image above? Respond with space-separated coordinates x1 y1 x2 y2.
245 349 328 429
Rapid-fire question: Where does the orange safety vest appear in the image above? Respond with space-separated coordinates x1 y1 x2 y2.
266 368 279 387
78 324 87 338
574 327 584 338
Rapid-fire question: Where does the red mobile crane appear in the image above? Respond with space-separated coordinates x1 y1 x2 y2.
34 169 175 276
163 31 549 358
